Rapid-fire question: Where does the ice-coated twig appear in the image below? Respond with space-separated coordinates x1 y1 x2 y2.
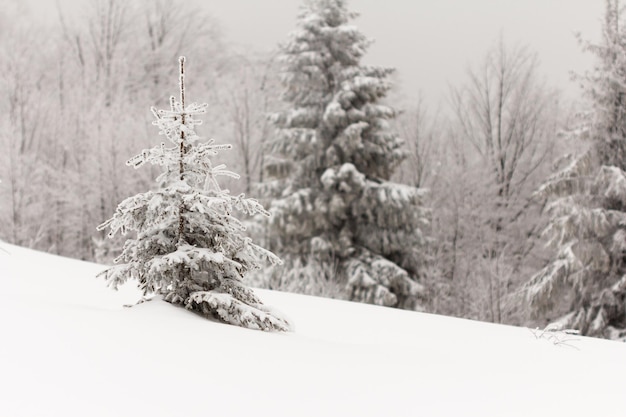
123 296 155 308
0 243 10 255
530 325 581 349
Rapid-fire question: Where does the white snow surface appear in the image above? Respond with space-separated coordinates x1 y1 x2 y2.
1 242 625 417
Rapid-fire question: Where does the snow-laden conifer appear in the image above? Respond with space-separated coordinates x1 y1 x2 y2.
260 0 429 309
524 0 626 340
97 57 292 332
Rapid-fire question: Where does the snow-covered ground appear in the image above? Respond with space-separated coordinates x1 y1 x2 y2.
1 242 625 417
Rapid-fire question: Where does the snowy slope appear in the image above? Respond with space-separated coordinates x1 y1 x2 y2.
1 242 625 417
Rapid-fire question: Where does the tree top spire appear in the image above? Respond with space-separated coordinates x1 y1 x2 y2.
179 56 186 109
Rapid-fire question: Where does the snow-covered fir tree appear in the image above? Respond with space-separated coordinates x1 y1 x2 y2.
97 57 292 331
260 0 429 309
524 0 626 340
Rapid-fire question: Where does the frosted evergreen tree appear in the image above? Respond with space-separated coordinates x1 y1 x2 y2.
524 0 626 340
97 57 292 332
261 0 429 309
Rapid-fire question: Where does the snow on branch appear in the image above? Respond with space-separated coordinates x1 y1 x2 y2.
524 242 584 309
232 194 271 217
542 202 626 247
346 250 426 310
596 165 626 204
186 291 293 332
534 149 596 200
126 143 178 169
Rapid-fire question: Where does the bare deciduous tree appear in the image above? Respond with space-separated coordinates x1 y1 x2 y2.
226 54 280 194
0 27 52 249
451 39 555 201
394 98 441 188
429 40 562 323
138 0 223 102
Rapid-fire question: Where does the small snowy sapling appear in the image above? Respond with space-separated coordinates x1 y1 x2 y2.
97 57 292 332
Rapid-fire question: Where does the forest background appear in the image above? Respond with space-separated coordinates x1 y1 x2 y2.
0 0 617 331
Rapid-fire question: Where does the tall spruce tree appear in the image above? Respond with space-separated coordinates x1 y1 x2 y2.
524 0 626 340
97 57 292 331
261 0 429 309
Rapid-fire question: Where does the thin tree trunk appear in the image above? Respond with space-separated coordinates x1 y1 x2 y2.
177 56 186 244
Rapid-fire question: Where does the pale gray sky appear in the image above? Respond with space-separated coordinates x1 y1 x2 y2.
202 0 604 106
31 0 605 106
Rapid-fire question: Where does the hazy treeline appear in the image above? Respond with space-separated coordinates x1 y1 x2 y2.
0 0 583 326
0 0 279 261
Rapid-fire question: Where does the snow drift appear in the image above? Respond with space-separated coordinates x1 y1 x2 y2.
1 242 625 417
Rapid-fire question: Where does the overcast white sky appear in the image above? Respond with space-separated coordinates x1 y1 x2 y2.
202 0 605 106
32 0 605 106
